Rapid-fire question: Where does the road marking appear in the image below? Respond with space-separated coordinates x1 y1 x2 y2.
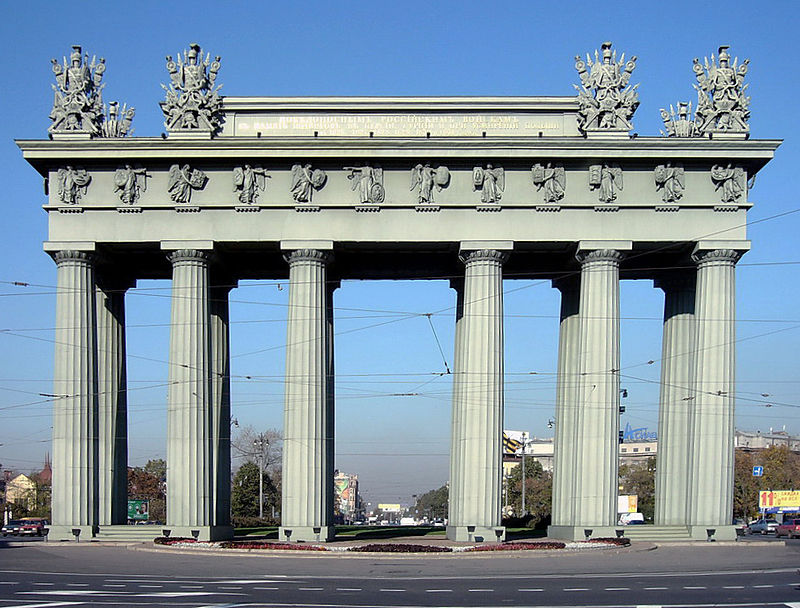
138 584 163 588
468 588 494 592
605 587 631 590
426 589 453 592
684 586 707 589
219 586 243 590
724 585 746 589
102 584 125 588
6 603 80 608
179 585 204 589
299 587 324 591
564 587 590 591
65 584 88 587
753 584 774 588
644 587 668 590
379 588 406 592
253 587 279 590
518 588 544 592
33 583 55 586
336 588 362 591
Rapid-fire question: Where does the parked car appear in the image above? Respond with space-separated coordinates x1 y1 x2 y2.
18 519 45 536
747 518 779 535
1 520 24 536
775 518 800 539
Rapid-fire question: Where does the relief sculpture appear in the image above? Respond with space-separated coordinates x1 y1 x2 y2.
472 165 504 203
654 164 685 203
167 164 208 204
56 166 91 205
114 165 148 205
233 165 269 204
589 163 623 203
290 164 327 203
410 164 450 204
346 165 384 204
531 163 566 203
710 164 745 203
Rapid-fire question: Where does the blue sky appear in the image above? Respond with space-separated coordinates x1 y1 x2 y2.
0 0 797 505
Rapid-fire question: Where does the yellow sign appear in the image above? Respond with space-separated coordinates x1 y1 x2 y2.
759 490 800 509
377 503 402 511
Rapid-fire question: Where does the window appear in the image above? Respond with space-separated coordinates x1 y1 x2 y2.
633 448 639 453
645 447 651 452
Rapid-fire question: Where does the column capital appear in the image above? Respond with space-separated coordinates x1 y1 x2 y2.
53 250 96 265
284 248 332 265
575 249 625 264
459 249 509 265
167 249 210 265
691 248 742 266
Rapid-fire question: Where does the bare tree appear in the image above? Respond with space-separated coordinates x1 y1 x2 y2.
232 425 282 474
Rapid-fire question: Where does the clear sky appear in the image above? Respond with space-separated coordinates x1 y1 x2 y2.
0 0 797 506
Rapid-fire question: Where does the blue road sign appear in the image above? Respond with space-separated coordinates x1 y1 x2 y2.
752 466 764 477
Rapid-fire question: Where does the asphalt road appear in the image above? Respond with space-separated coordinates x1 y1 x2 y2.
0 540 798 607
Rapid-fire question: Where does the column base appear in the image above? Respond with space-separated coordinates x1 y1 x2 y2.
278 525 335 543
160 525 234 541
689 525 737 541
446 525 505 543
46 525 98 541
547 525 619 541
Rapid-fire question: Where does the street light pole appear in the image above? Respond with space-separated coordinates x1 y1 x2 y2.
254 434 267 519
520 434 532 516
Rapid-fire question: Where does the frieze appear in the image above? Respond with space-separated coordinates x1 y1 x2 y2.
589 163 622 203
168 164 208 204
56 166 91 205
410 164 450 204
710 164 745 203
114 165 147 205
654 163 684 203
346 165 384 204
472 165 504 203
290 164 326 203
531 163 565 203
233 165 269 204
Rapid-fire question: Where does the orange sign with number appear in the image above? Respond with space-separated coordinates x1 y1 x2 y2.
759 490 800 509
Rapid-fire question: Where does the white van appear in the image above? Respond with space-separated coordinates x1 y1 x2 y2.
618 512 645 525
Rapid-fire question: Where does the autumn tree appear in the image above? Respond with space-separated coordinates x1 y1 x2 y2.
733 446 800 519
413 484 449 521
127 459 167 522
619 457 656 522
506 458 553 528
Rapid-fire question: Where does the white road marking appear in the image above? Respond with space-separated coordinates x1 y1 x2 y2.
103 584 125 587
753 584 775 588
299 587 324 591
425 589 453 592
219 586 243 590
785 603 800 608
33 583 55 586
468 588 494 592
65 584 88 587
6 603 80 608
606 587 631 590
684 586 707 589
518 588 544 592
724 585 746 589
179 585 203 589
0 582 19 585
336 587 362 591
564 587 590 591
253 587 279 590
379 588 406 592
138 584 163 588
644 587 668 590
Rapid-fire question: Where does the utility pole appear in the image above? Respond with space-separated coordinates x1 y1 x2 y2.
254 434 267 519
521 433 530 516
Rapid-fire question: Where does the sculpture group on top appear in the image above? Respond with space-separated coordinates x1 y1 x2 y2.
160 43 223 133
49 45 134 137
660 45 750 138
574 42 639 134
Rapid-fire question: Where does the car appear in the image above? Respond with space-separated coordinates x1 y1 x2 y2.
775 518 800 539
747 518 779 535
18 519 45 536
1 520 24 536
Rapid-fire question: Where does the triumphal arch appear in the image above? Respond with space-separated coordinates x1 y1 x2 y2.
19 42 778 542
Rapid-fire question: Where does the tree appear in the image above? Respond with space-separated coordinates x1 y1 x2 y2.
127 465 166 522
506 459 552 528
414 484 449 521
232 426 282 473
619 457 656 522
143 459 166 481
231 461 279 525
733 446 800 519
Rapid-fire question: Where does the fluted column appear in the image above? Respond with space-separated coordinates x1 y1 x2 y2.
688 248 741 540
448 279 465 527
573 249 623 532
447 249 507 543
550 276 581 528
95 278 130 526
50 250 99 540
654 275 696 526
209 281 234 529
166 249 214 536
280 249 334 542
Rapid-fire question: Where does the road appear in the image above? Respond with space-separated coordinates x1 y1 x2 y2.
0 539 798 607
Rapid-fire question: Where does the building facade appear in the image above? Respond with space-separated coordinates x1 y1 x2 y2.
19 42 778 542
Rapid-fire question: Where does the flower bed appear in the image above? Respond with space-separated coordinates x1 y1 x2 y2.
466 541 566 552
219 540 327 551
347 543 452 553
586 537 631 546
154 537 197 545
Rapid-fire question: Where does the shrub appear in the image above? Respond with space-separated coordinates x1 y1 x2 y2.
348 543 452 553
466 541 566 551
153 537 197 545
586 537 631 546
218 540 326 551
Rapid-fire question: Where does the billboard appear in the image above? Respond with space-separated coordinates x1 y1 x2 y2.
377 503 402 512
759 490 800 513
127 499 149 521
617 494 638 514
503 430 528 456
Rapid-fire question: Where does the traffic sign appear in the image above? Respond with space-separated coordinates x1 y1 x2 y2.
752 466 764 477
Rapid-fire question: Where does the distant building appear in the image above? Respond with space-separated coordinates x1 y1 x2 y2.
6 473 35 510
735 429 800 452
334 471 362 523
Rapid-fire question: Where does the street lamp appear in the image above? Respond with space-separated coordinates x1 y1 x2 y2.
254 434 268 519
520 433 531 516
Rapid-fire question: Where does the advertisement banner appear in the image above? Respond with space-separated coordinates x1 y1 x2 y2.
617 494 638 514
127 499 149 521
759 490 800 510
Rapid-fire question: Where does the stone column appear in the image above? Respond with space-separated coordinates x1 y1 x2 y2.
447 249 507 543
549 276 581 529
95 277 130 527
165 249 216 539
280 249 334 543
50 250 99 540
209 280 235 531
447 279 465 527
553 246 626 540
687 248 742 540
654 275 696 526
